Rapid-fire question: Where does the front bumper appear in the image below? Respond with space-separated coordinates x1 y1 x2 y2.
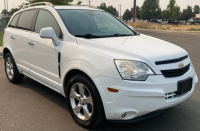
93 66 198 120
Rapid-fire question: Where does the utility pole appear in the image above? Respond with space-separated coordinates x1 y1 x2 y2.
118 5 120 19
133 0 136 23
88 0 92 5
120 4 121 20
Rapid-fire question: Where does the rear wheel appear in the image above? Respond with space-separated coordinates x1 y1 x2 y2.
66 74 105 128
5 53 24 83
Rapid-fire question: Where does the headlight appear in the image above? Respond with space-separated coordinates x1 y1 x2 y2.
114 60 155 81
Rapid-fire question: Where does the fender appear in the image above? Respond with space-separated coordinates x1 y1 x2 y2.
59 59 108 109
62 59 101 83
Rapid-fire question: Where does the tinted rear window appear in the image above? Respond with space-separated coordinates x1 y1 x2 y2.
17 10 36 30
9 13 21 27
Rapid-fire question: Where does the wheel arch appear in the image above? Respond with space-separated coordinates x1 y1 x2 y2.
3 45 15 60
3 48 10 58
61 60 100 91
63 69 93 93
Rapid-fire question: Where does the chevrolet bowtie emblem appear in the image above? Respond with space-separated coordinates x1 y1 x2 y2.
179 63 184 68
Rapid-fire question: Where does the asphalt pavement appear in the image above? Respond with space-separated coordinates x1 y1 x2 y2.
0 29 200 131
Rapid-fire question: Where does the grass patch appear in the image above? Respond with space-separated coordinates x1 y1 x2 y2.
166 27 171 30
0 33 3 46
127 22 200 31
186 28 200 31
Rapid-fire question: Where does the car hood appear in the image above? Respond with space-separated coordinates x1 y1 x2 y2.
76 34 188 73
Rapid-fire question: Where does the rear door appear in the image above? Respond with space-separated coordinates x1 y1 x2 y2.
4 13 21 54
28 9 62 89
13 9 37 73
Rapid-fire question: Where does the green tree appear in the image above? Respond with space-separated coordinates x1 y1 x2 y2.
131 6 141 19
193 5 199 17
123 9 132 22
183 6 193 18
1 9 9 15
97 3 119 16
9 8 19 15
180 12 190 21
97 3 107 11
140 1 149 19
163 0 181 20
187 6 193 17
140 0 161 20
161 9 169 19
107 6 118 16
167 0 176 19
77 0 82 5
172 6 181 20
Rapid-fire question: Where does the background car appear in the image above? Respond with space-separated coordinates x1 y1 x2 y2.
190 20 200 25
150 19 158 23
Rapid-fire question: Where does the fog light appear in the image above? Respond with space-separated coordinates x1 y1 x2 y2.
121 113 126 118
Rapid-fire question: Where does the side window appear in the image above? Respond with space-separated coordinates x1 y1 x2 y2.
9 13 21 27
34 10 62 38
17 10 36 30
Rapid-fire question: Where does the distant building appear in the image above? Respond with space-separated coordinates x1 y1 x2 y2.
194 14 200 21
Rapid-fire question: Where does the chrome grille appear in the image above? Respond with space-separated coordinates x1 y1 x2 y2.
155 55 188 65
161 64 190 78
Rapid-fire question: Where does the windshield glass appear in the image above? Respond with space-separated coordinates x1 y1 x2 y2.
57 10 135 38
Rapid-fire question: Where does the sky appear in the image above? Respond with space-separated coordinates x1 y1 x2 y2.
0 0 200 15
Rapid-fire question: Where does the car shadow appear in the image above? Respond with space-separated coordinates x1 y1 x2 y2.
17 76 69 111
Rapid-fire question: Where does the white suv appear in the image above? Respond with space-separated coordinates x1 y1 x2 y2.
2 2 198 128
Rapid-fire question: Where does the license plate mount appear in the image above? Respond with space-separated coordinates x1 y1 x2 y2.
177 78 193 96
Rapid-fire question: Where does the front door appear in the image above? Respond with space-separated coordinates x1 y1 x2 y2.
28 9 62 89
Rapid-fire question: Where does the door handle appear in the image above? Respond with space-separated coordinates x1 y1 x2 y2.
28 41 34 46
11 36 15 39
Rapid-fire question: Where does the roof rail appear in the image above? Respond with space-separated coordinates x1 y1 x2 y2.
75 5 97 9
21 2 54 10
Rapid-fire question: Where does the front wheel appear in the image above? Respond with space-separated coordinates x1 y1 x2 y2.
66 74 105 128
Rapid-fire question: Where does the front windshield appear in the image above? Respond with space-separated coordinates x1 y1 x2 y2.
57 10 135 38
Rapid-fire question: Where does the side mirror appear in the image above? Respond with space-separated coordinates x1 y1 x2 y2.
128 26 134 31
40 27 59 46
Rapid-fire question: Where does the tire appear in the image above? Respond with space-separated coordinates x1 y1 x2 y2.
5 53 24 83
66 74 105 128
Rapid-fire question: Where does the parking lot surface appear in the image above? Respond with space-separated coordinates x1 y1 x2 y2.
0 29 200 131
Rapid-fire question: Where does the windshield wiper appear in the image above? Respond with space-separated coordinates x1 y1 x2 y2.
75 34 135 39
75 34 102 39
100 34 135 38
113 34 134 36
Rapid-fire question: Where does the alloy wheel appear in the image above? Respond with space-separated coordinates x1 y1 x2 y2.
70 82 93 121
6 57 14 79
